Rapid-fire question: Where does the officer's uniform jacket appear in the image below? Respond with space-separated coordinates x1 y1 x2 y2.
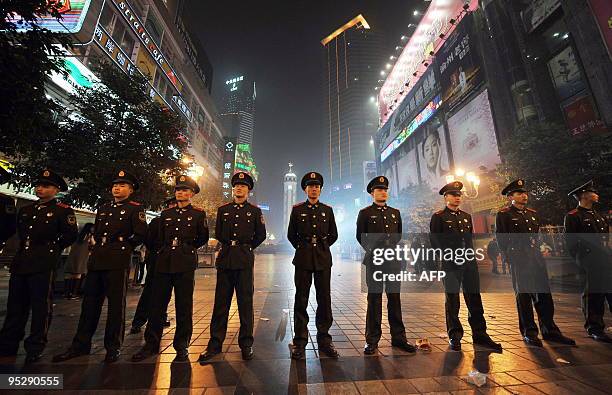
144 216 162 269
0 193 16 245
12 199 78 274
564 206 609 269
430 207 475 270
287 201 338 271
88 199 147 271
356 203 402 267
156 204 209 273
495 205 547 292
215 201 266 270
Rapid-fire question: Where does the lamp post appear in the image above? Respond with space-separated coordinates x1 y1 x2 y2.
446 168 480 199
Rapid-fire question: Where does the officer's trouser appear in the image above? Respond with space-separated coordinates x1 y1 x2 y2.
293 268 333 348
207 267 254 351
71 269 128 353
0 271 54 355
443 264 487 340
132 261 167 329
144 270 194 352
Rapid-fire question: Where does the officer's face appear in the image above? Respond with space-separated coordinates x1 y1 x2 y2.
175 187 194 201
112 183 133 200
581 191 599 204
445 192 462 207
510 191 528 205
233 184 249 198
305 184 321 200
370 188 388 203
35 183 59 199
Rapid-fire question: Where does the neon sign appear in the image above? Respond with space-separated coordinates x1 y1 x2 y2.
381 95 442 162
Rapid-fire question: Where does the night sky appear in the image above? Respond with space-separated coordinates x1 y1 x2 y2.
186 0 423 237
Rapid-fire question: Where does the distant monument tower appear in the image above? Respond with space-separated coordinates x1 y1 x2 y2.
283 162 297 238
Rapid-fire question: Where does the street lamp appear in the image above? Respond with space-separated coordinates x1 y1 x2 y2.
446 168 480 199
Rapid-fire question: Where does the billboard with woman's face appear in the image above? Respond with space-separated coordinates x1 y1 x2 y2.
419 125 450 192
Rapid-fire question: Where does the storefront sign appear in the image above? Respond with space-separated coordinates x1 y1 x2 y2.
588 0 612 61
562 94 606 135
111 0 183 93
94 24 170 108
49 54 97 94
172 95 193 122
521 0 561 33
547 46 587 101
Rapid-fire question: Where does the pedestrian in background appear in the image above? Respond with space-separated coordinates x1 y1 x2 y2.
63 223 94 300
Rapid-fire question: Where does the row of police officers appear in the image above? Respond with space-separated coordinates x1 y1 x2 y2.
0 165 609 364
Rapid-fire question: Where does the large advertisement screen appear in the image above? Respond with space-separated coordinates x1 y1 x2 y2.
378 0 479 124
418 125 450 193
12 0 104 42
447 89 500 173
396 148 419 194
436 13 483 111
235 144 259 181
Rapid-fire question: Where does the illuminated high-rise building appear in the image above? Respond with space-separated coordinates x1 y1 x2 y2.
321 15 385 199
220 74 256 147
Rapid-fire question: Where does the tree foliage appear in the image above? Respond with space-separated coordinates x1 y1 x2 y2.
0 0 70 153
11 60 188 209
497 122 611 224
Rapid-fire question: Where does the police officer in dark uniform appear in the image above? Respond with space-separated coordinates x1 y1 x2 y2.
199 172 266 363
54 170 147 363
288 172 339 360
132 175 209 362
0 169 78 363
495 179 575 347
357 176 416 355
130 197 177 334
0 166 17 249
430 181 501 352
564 180 611 342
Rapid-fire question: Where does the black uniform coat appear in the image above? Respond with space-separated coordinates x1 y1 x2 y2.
564 206 610 291
356 203 402 266
12 199 78 274
430 207 475 271
156 204 209 273
287 201 338 271
88 199 147 271
495 205 548 293
215 201 266 270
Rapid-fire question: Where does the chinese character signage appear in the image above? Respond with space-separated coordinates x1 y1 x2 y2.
562 94 606 135
588 0 612 61
110 0 183 93
436 13 483 111
94 24 169 107
221 137 237 201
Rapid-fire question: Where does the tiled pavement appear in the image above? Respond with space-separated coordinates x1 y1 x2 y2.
0 253 611 394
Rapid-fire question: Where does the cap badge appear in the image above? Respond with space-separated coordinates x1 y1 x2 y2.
43 170 50 177
518 180 523 186
180 176 186 182
118 170 125 177
310 173 316 179
239 173 245 179
454 182 460 188
379 176 384 182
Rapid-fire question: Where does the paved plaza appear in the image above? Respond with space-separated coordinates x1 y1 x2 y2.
0 253 611 394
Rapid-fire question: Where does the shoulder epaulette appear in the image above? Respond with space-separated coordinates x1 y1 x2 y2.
435 209 444 215
526 207 536 213
568 209 578 215
162 206 173 211
219 202 232 208
499 207 510 213
293 202 304 207
192 206 205 212
57 202 71 209
128 201 141 206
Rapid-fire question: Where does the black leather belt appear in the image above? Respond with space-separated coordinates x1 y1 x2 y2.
228 240 251 247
